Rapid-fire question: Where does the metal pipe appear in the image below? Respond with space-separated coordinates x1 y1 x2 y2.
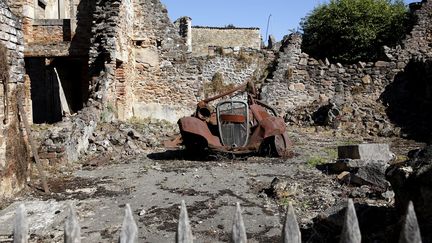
202 82 248 103
265 14 272 45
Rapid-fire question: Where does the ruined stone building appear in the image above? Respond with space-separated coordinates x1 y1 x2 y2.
0 0 431 198
261 0 432 140
0 0 270 197
174 16 262 56
2 0 265 126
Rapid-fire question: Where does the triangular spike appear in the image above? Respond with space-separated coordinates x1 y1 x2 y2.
119 204 138 243
339 199 361 243
232 202 247 243
176 200 193 243
64 203 81 243
13 204 28 243
399 201 422 243
282 202 301 243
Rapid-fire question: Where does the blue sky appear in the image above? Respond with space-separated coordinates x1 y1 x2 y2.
160 0 419 41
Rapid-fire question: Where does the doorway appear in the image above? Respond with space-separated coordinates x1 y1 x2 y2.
25 56 89 124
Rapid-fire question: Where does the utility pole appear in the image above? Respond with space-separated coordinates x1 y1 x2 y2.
265 14 272 44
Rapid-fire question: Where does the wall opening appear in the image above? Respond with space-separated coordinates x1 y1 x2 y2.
25 56 89 124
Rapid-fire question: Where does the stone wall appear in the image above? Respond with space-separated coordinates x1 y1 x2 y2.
130 46 272 122
260 0 432 138
0 0 28 197
191 27 261 57
262 34 396 111
121 0 186 121
112 0 271 122
114 0 135 119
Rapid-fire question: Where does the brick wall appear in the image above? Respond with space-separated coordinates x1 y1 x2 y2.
30 19 71 44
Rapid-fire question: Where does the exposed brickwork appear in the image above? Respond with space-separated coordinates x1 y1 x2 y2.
30 19 71 44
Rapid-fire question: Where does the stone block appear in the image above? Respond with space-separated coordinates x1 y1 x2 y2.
374 61 389 67
338 143 394 162
361 75 372 84
134 47 159 67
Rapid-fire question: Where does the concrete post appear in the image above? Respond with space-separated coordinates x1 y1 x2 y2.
58 0 65 19
175 17 192 53
185 17 192 53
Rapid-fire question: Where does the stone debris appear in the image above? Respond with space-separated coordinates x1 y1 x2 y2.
332 160 390 191
284 98 400 138
325 144 395 193
386 145 432 239
84 119 179 159
338 143 395 162
262 177 299 199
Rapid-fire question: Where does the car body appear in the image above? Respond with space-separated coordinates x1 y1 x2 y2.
171 81 292 157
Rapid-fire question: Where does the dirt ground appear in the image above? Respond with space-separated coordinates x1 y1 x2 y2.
0 128 424 242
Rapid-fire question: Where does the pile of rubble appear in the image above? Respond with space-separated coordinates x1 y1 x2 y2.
34 114 180 166
84 118 179 159
285 95 399 137
386 144 432 240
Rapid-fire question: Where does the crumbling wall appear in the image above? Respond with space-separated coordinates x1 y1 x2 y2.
191 27 261 57
261 0 432 138
0 0 29 197
128 0 189 121
124 0 271 122
114 0 135 119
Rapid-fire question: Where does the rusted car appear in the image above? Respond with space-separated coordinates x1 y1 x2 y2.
168 81 292 157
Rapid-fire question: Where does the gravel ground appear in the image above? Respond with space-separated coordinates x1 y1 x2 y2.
0 128 424 242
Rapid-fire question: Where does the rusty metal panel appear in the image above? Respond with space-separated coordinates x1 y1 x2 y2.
178 117 221 147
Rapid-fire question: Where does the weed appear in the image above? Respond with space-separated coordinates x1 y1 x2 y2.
395 154 409 163
237 50 254 64
307 146 339 167
203 72 234 98
279 197 292 207
324 147 338 160
128 116 151 126
307 156 327 167
285 67 294 81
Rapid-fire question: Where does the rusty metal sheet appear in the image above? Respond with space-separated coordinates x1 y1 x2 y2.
220 114 246 124
178 117 222 147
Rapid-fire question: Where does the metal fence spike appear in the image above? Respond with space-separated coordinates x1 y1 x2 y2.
64 203 81 243
399 201 422 243
282 202 301 243
232 202 247 243
339 199 361 243
176 200 193 243
119 204 138 243
13 204 28 243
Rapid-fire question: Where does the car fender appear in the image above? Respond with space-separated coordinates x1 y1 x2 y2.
260 116 286 139
178 117 222 147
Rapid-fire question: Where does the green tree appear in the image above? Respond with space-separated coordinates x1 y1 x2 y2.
301 0 412 63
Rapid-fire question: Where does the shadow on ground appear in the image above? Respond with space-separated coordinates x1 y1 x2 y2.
147 149 249 161
302 202 401 243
